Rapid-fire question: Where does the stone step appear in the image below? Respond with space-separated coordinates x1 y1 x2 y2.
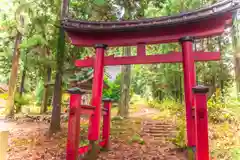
143 121 174 125
152 136 175 139
143 123 174 126
143 124 175 127
142 133 175 137
143 127 176 130
143 126 176 130
147 138 167 143
144 129 177 134
164 156 180 160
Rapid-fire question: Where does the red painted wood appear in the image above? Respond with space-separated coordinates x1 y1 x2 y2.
78 141 106 155
75 51 220 67
88 47 105 141
66 94 81 160
72 105 107 116
181 40 196 147
194 91 209 160
137 44 146 57
78 145 88 155
191 51 197 148
80 109 94 115
99 140 106 147
102 100 112 149
67 15 230 47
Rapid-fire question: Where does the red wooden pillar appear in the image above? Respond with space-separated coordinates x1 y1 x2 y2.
66 87 85 160
102 98 112 149
193 85 209 160
88 44 107 141
180 37 196 150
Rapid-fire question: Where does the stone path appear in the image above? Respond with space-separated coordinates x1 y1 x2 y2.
140 120 186 159
98 104 187 160
133 105 186 159
142 120 177 142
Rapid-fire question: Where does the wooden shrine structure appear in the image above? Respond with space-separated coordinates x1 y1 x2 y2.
61 0 240 160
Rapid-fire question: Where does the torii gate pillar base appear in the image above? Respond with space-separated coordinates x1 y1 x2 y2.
83 141 100 160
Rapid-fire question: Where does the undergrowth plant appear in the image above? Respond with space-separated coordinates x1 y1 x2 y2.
208 92 237 124
129 134 145 145
14 93 31 113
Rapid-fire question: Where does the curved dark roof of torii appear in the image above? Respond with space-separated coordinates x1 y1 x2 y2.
61 0 240 46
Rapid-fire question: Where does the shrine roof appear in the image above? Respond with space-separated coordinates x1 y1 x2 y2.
62 0 239 33
69 68 109 91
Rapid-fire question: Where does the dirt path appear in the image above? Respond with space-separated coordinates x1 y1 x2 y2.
3 104 187 160
130 104 161 118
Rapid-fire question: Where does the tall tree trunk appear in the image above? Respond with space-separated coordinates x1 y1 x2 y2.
19 53 27 97
19 66 26 97
232 12 240 98
218 37 225 101
50 72 62 133
49 0 68 134
5 31 22 118
118 47 131 118
49 27 65 133
41 67 51 114
17 62 26 113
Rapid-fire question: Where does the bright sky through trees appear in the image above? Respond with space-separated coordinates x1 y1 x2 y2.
0 0 12 13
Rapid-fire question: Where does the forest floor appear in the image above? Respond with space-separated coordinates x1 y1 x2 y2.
1 103 187 160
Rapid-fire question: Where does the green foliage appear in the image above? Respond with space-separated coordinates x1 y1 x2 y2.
148 98 183 115
231 148 240 160
172 119 186 148
129 134 145 145
111 116 124 121
14 93 30 106
20 34 48 49
14 93 31 112
35 79 44 105
103 74 121 102
208 93 236 124
47 105 53 112
93 0 105 6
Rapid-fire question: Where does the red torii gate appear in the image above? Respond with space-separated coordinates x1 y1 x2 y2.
61 0 240 160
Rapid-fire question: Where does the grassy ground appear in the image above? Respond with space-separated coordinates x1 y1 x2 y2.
147 97 240 160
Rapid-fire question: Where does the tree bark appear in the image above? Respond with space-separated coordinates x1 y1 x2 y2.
118 47 131 118
49 28 65 133
50 72 62 133
19 52 27 97
49 0 68 134
232 12 240 98
19 65 26 97
41 67 51 114
218 37 225 101
5 31 22 118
